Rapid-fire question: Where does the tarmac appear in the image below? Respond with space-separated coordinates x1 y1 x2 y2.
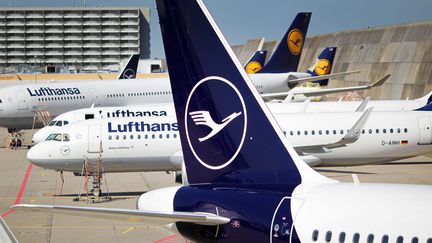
0 128 431 243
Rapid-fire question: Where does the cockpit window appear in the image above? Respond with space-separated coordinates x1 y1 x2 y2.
55 121 62 126
53 134 62 141
46 133 57 140
46 133 70 142
0 99 2 103
64 121 69 125
49 120 57 126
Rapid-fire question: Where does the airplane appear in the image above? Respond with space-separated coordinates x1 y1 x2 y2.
14 1 432 242
28 98 432 174
0 12 383 132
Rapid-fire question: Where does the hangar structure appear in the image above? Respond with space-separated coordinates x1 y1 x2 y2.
0 7 150 73
232 20 432 100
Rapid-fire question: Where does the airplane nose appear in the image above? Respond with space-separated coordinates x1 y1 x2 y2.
27 143 55 170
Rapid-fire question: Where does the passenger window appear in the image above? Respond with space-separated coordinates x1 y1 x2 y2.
381 235 389 243
0 99 2 103
338 232 346 243
404 128 408 133
115 135 119 140
174 133 177 138
367 234 374 243
166 134 170 139
152 134 155 139
325 231 332 242
297 131 301 136
383 129 386 133
319 130 322 135
368 129 372 134
397 128 401 133
137 135 141 139
290 131 294 136
123 135 126 140
63 134 70 142
312 230 319 241
333 130 336 135
353 233 360 243
108 135 112 140
340 129 343 134
326 130 329 135
390 128 394 133
130 135 134 139
375 129 379 134
411 237 418 243
283 131 287 136
362 129 365 134
304 131 308 135
159 134 163 139
396 236 403 243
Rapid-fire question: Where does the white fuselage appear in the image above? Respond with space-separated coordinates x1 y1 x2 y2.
0 74 292 129
28 107 432 172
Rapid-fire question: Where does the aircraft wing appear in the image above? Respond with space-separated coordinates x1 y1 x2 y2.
0 217 18 243
286 70 361 85
262 74 390 100
12 204 230 226
294 107 373 154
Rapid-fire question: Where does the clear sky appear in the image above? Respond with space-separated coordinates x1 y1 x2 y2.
2 0 432 58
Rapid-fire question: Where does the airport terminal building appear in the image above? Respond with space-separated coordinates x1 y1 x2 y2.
0 7 150 73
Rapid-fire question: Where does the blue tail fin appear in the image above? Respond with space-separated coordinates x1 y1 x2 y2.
306 47 337 86
415 100 432 111
257 12 311 73
244 50 267 74
156 0 327 185
117 53 139 79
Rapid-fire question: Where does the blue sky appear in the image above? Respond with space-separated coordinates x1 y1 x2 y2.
2 0 432 58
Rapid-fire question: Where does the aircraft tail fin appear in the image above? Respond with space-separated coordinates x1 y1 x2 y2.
306 47 337 86
157 0 331 185
244 50 267 74
257 12 311 73
117 53 140 80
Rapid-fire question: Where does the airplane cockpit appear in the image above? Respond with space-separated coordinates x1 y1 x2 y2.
48 120 69 127
46 133 70 142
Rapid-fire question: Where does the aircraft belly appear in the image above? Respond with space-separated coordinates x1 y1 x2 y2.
0 117 43 129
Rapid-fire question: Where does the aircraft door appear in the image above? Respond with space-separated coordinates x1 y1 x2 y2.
418 116 432 145
88 124 102 153
270 197 304 243
15 92 28 110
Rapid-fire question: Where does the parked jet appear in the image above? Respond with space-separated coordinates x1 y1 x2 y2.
14 1 432 242
0 13 379 132
28 100 432 173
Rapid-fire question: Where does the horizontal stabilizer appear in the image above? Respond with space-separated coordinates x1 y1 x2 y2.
11 204 230 226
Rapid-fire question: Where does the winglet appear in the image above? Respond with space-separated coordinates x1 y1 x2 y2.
117 53 140 80
355 97 371 112
369 74 391 88
338 107 373 145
